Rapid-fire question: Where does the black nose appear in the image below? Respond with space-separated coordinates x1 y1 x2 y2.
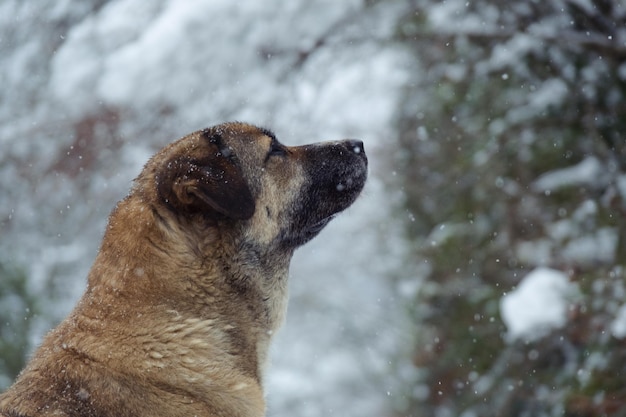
344 139 364 155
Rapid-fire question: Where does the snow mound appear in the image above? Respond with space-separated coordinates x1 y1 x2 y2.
500 267 578 342
611 304 626 338
532 156 604 193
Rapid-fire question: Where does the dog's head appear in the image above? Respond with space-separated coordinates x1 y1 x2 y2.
139 122 367 252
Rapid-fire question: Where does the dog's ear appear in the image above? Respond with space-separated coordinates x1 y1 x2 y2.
157 143 255 220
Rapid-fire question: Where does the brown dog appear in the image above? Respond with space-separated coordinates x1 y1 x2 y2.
0 122 367 417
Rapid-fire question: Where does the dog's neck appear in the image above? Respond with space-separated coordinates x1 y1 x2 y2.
79 194 290 384
206 226 293 379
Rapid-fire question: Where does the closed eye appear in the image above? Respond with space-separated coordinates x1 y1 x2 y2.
266 140 287 160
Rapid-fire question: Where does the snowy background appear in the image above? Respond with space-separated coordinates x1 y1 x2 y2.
1 1 410 416
3 1 626 416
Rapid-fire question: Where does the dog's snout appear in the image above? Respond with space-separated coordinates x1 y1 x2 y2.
344 139 364 155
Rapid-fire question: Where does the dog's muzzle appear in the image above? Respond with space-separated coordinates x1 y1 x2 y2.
281 139 368 248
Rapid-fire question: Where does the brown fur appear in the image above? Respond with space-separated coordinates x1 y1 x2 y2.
0 122 367 417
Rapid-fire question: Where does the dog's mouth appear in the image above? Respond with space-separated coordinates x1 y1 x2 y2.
308 214 337 234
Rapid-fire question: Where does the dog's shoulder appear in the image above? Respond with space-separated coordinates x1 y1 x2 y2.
0 309 265 417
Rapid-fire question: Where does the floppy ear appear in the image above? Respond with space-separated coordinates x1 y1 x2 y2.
157 152 255 220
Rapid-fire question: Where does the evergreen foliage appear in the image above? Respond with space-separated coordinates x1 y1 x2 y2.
391 0 626 415
0 261 39 391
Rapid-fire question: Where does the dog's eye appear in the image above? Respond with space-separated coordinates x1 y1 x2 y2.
268 142 287 158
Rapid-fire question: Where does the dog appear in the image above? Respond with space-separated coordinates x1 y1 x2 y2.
0 122 367 417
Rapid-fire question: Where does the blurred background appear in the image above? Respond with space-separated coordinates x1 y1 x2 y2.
2 0 626 416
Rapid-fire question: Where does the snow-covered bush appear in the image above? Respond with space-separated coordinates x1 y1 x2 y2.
390 0 626 415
